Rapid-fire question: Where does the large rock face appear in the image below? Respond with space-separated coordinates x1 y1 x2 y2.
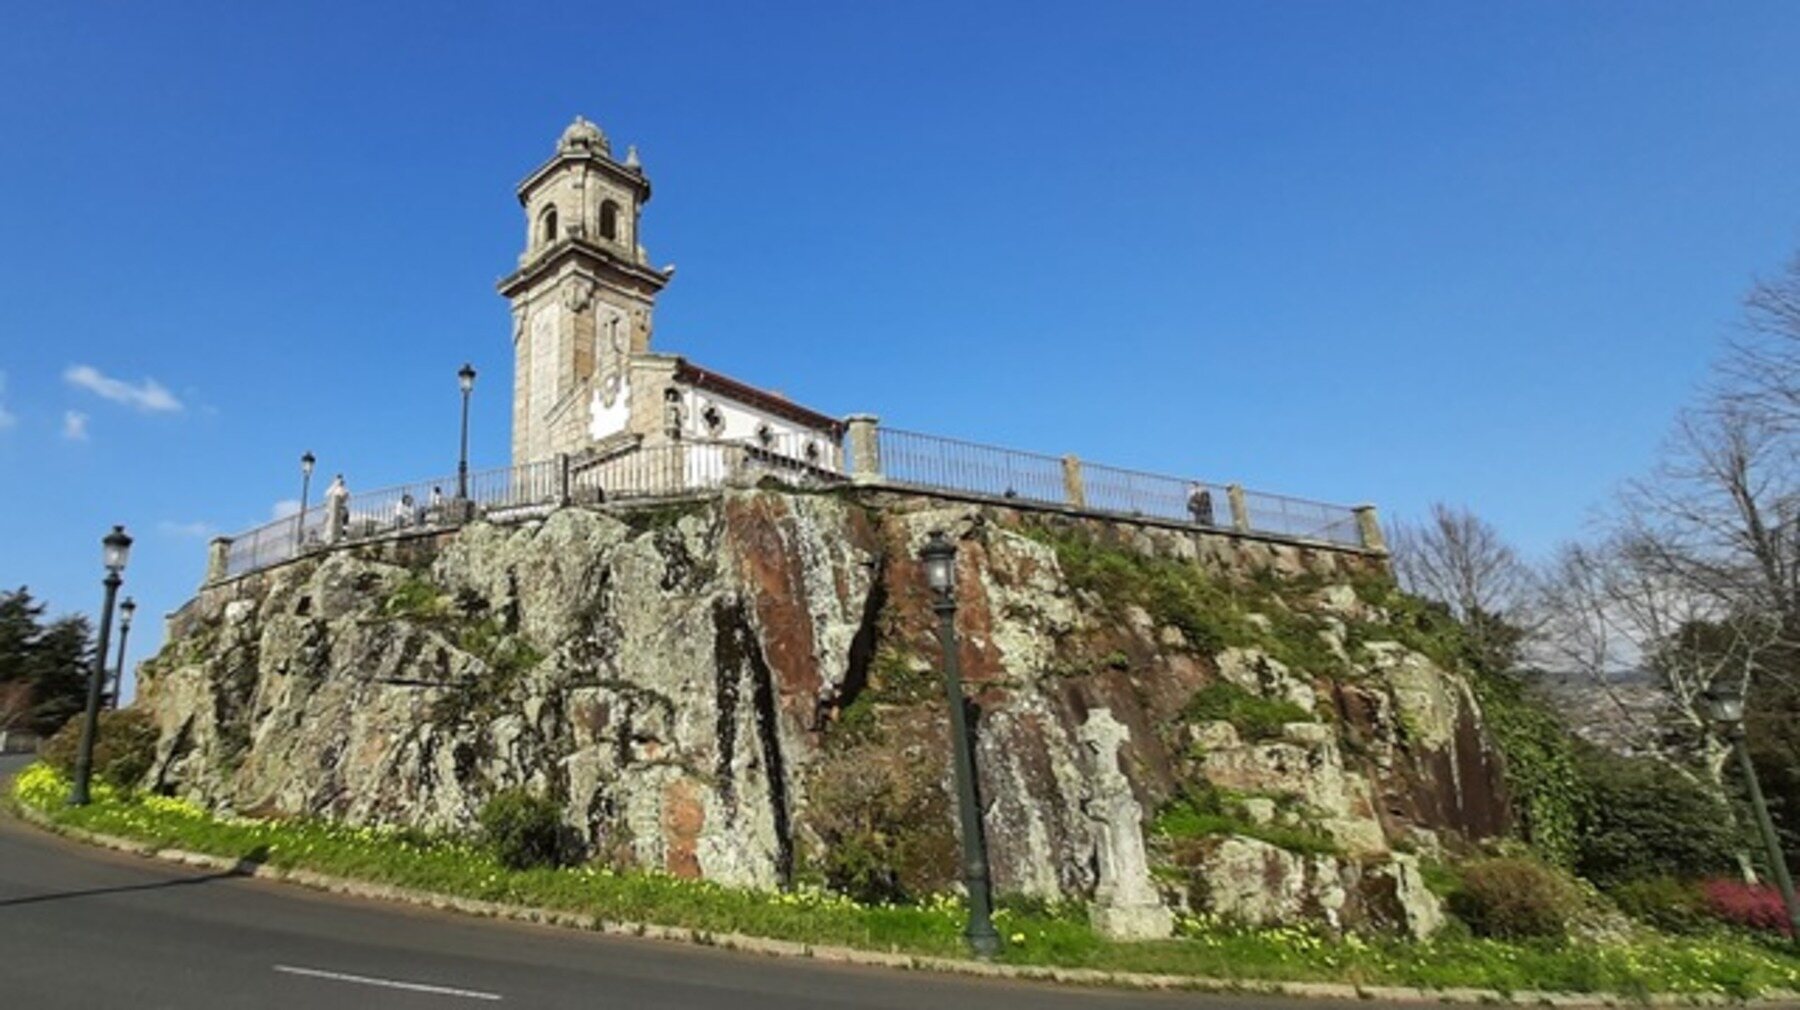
139 488 1509 935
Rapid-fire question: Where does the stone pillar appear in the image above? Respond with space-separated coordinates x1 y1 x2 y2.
1227 483 1250 533
205 537 232 584
628 355 681 446
1078 708 1174 940
1061 454 1087 508
1354 504 1388 554
844 414 882 485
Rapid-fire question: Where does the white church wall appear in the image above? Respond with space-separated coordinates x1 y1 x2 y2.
588 372 632 440
678 385 840 470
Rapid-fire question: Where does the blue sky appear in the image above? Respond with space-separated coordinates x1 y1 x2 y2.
3 2 1798 694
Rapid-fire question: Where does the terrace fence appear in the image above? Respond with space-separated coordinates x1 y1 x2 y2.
211 423 1378 583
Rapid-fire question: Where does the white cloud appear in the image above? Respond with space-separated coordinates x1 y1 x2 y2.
271 499 301 520
61 410 89 441
0 372 15 430
64 364 184 413
157 519 215 539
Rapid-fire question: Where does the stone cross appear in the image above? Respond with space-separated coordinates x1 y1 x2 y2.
1078 707 1174 940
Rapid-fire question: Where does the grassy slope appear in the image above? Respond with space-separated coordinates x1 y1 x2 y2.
12 763 1799 999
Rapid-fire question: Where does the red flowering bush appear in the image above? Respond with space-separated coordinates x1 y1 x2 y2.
1700 878 1794 937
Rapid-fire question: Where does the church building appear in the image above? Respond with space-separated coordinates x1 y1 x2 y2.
497 117 843 482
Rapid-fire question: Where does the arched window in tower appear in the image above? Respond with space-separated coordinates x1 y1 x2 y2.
539 204 559 247
599 200 620 242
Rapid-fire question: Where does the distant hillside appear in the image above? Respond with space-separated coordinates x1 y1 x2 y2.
1525 669 1671 757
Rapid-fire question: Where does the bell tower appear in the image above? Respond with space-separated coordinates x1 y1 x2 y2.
499 116 672 465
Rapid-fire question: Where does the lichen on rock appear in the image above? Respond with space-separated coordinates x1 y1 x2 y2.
137 488 1510 936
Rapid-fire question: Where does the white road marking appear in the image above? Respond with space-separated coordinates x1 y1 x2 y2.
274 964 503 1001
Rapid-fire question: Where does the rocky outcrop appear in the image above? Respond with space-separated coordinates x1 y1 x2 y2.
139 487 1509 936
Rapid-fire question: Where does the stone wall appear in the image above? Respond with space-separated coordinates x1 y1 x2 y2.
141 486 1507 936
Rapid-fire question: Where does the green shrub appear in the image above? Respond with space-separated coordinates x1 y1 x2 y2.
382 575 448 619
1610 877 1711 935
1448 857 1583 940
478 788 570 869
804 725 956 903
1184 682 1312 741
1574 746 1740 887
38 707 158 789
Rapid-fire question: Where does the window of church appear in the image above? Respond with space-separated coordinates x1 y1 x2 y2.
539 204 559 246
599 200 620 242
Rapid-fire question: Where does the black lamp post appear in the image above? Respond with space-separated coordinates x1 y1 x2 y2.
295 451 316 551
72 525 131 806
457 363 476 501
1706 682 1800 943
919 531 1002 959
106 596 136 711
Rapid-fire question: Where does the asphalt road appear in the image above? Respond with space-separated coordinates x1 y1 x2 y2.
0 755 1357 1009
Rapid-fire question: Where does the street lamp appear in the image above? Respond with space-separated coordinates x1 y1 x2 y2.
106 596 136 710
295 451 316 551
72 525 131 806
1706 681 1800 943
919 531 1002 959
457 363 477 501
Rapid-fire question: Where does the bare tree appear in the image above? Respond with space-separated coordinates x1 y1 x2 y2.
1721 253 1800 436
1538 260 1800 881
1537 533 1775 791
1391 502 1535 669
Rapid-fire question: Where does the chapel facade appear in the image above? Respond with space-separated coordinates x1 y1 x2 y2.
498 117 843 473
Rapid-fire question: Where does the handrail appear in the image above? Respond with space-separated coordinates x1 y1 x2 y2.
212 426 1373 582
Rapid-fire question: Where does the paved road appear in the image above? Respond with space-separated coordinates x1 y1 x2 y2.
0 755 1351 1009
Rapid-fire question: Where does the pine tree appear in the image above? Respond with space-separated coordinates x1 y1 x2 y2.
30 614 94 736
0 587 96 736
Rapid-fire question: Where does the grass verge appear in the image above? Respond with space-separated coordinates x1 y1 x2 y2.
11 763 1800 999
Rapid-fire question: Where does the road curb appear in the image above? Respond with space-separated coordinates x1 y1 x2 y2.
9 799 1797 1007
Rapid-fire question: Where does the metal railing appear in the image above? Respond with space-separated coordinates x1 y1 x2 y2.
870 426 1365 549
214 425 1369 582
217 434 846 580
1081 460 1229 527
876 428 1067 504
1239 488 1363 545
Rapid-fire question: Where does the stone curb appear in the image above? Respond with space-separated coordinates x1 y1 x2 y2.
10 800 1797 1008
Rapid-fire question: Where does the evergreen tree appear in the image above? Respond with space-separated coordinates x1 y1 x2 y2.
30 614 94 736
0 587 96 736
0 586 45 680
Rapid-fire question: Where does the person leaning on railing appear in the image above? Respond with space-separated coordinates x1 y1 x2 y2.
393 494 417 530
1187 483 1215 527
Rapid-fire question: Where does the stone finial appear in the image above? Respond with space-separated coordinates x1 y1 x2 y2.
1077 708 1174 940
558 115 611 156
625 144 641 168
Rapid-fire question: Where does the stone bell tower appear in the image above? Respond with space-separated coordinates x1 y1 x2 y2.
498 116 672 465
